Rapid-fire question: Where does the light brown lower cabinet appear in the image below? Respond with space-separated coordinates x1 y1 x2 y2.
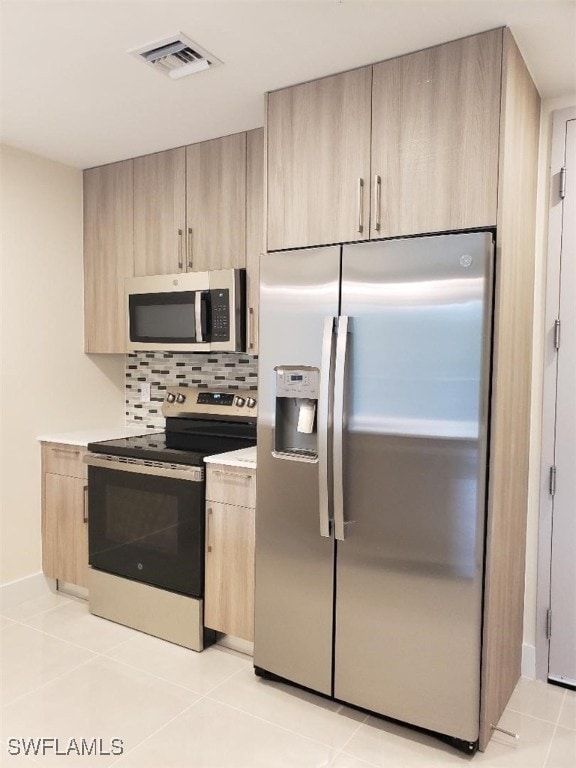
41 443 88 588
204 465 255 641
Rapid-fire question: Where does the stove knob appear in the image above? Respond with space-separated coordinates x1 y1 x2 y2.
176 393 186 404
166 393 176 404
235 396 246 407
246 397 256 408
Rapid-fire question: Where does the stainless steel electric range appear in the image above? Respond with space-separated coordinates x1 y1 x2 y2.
85 387 257 651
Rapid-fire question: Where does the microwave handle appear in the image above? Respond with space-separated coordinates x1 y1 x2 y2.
197 291 209 343
195 292 204 343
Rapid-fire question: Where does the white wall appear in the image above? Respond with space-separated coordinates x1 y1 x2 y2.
0 144 125 585
522 93 576 674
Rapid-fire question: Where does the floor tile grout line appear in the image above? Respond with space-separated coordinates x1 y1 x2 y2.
86 650 216 699
326 713 371 766
2 649 108 710
107 694 208 767
202 692 347 753
505 704 566 727
542 721 559 768
0 596 76 624
2 607 131 658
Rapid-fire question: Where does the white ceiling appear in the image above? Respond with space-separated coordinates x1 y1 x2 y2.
1 0 575 169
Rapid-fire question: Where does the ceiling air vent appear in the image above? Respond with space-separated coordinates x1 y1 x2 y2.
130 34 221 80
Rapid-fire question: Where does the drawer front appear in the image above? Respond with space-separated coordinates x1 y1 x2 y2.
42 443 87 479
206 465 256 508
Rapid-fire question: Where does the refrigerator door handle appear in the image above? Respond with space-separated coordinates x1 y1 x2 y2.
318 316 336 538
333 315 349 541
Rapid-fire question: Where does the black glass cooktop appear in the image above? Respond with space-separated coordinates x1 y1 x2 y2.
87 419 256 467
87 433 206 466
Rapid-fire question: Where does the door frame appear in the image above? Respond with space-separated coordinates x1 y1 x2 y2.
536 106 576 682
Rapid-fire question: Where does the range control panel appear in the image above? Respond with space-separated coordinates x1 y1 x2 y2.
162 387 257 419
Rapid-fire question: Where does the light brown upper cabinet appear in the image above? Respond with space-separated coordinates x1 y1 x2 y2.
371 29 502 238
133 147 186 276
84 159 134 353
186 132 247 271
267 67 373 251
133 135 247 276
267 30 503 251
246 128 265 354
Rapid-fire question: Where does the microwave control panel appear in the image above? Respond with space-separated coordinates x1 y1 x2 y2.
210 289 230 341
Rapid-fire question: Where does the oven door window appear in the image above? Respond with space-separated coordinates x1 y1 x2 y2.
88 466 204 597
129 291 199 345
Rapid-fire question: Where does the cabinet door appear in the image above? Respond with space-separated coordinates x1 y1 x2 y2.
84 160 134 353
186 133 247 271
267 67 372 251
246 128 264 354
43 474 88 588
134 147 186 276
371 29 502 238
205 501 255 641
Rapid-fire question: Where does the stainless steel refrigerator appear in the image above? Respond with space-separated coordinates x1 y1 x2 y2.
254 233 494 751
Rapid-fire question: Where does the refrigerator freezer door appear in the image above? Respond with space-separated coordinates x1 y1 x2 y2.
255 247 340 695
335 233 493 742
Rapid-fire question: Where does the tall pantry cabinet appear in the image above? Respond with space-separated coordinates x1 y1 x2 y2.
265 28 540 751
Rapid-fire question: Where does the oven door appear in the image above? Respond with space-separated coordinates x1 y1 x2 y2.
87 460 205 597
126 272 210 352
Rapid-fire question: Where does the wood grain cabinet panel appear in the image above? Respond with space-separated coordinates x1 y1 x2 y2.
42 444 88 588
246 128 265 354
186 133 247 272
206 465 256 508
371 29 502 238
83 160 134 353
134 147 186 276
267 67 373 250
204 495 255 642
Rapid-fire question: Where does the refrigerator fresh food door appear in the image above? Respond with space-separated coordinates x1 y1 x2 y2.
254 246 340 695
335 233 493 742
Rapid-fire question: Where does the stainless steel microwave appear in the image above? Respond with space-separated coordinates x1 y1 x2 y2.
126 269 245 352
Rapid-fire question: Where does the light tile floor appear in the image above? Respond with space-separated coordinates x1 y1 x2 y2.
1 592 574 767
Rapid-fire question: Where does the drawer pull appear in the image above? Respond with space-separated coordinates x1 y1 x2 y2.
207 507 213 552
212 470 252 480
51 447 81 456
83 485 88 523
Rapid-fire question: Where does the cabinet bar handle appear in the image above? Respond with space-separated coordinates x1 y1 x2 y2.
83 485 88 523
212 469 252 480
357 178 364 234
248 307 255 351
51 447 80 456
207 507 213 552
374 175 381 232
177 229 183 271
187 227 193 270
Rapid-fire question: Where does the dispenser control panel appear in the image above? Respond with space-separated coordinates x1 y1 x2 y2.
275 367 319 399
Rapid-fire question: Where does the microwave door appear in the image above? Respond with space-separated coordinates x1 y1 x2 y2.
126 273 210 352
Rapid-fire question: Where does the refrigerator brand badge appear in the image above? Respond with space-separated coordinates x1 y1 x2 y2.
460 254 473 268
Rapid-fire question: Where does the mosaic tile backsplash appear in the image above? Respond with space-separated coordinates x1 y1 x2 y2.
126 352 258 430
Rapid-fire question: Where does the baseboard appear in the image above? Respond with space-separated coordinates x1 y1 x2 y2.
216 633 254 657
0 572 56 610
521 642 536 679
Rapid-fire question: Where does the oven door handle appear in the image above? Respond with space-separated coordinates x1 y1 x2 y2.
84 453 204 482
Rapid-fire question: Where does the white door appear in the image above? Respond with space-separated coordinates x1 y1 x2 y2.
548 116 576 687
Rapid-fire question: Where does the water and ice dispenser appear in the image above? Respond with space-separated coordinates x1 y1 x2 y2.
274 367 319 460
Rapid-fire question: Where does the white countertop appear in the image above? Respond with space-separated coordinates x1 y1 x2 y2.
204 446 257 469
37 426 160 447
